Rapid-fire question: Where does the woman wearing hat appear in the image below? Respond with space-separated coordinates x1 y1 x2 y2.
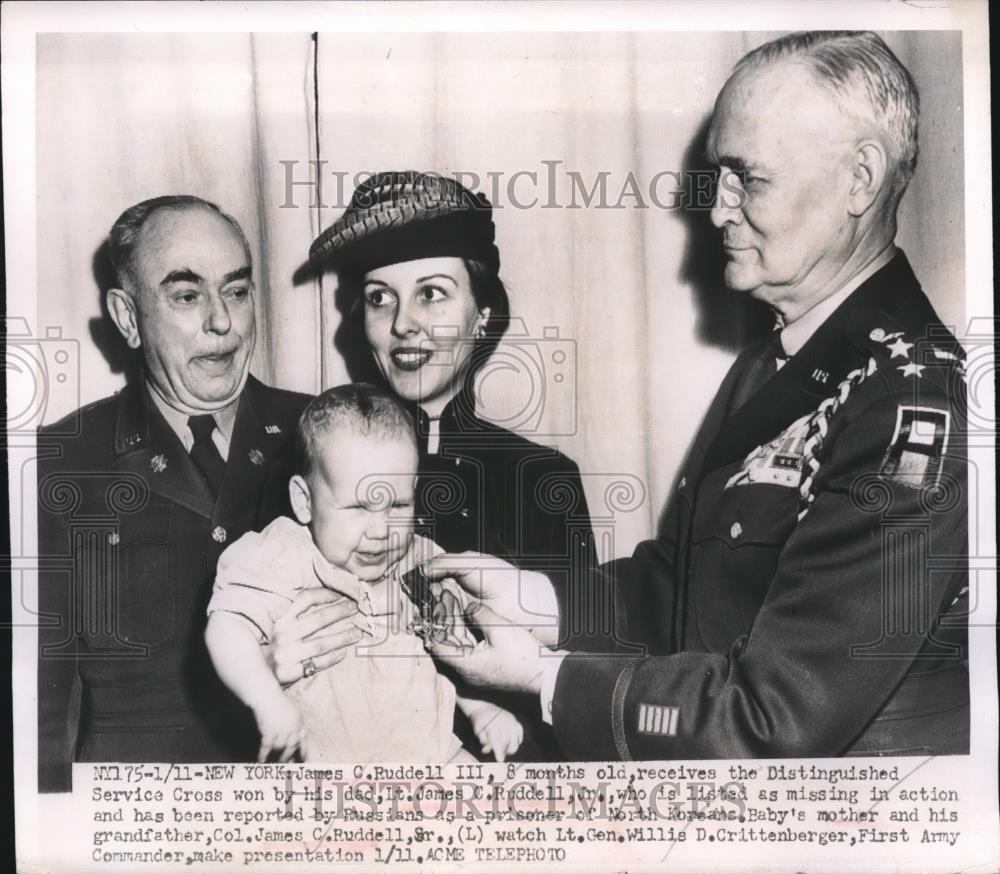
308 171 598 760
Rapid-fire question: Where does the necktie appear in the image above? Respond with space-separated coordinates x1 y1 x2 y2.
731 332 787 411
188 415 225 494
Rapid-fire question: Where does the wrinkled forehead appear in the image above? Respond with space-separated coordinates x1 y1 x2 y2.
133 205 251 284
707 62 850 164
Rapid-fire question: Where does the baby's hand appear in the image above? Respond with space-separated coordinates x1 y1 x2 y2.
469 704 523 763
254 693 307 763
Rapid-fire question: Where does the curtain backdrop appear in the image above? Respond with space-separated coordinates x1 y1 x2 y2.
35 31 965 557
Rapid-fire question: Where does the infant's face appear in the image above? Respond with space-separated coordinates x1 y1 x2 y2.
305 432 417 582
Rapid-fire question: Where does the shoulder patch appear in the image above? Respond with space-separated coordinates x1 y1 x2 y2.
879 405 950 489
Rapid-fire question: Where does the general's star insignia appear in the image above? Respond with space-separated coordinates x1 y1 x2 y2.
899 363 925 378
150 454 167 473
887 337 914 359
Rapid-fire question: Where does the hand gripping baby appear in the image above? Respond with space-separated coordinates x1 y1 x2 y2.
204 384 527 762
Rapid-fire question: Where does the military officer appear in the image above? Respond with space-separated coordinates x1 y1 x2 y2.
427 31 969 759
36 196 359 792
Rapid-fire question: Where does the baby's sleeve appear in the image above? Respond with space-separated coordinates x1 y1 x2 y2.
207 520 302 643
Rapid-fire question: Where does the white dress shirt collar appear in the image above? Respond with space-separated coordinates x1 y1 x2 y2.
147 382 239 461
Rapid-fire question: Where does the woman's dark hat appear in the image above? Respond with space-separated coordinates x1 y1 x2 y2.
309 171 500 275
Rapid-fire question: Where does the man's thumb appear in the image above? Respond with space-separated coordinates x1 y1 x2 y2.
465 601 514 644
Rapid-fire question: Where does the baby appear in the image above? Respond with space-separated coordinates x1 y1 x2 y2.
205 384 522 763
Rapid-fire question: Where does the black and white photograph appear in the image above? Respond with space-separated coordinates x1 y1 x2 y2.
5 1 996 872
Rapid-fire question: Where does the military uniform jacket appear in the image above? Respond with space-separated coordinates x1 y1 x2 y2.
37 374 309 791
553 252 969 760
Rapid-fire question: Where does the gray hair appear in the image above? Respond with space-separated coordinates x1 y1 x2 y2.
108 195 251 291
734 31 920 198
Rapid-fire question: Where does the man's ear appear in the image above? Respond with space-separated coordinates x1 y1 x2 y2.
847 140 889 216
106 288 141 349
289 475 312 525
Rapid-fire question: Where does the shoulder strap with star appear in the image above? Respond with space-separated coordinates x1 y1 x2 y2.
796 326 965 520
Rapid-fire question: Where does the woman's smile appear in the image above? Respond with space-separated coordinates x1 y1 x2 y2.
363 257 486 417
390 346 434 371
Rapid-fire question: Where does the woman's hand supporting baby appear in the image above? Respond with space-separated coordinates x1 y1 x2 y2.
267 588 367 686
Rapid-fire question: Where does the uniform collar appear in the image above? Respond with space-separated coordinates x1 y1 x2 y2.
700 249 923 475
110 381 216 517
146 381 239 453
115 376 243 456
109 374 275 521
779 243 897 357
113 380 154 456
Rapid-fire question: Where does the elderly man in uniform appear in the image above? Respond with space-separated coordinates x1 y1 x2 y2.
36 196 360 791
428 31 969 759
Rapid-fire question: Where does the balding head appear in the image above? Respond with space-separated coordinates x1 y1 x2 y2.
108 195 252 295
705 32 916 319
730 31 919 204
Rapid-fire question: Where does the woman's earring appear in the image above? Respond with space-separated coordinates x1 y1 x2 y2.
475 308 491 340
